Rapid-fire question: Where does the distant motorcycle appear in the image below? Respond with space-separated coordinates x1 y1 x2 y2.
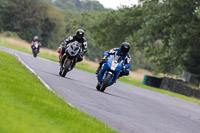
96 54 124 92
32 42 40 57
59 41 81 77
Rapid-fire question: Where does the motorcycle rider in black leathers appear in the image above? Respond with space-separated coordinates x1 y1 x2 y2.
58 29 87 67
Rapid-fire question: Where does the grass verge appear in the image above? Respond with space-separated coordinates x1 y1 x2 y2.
0 38 95 72
0 51 116 133
0 38 200 105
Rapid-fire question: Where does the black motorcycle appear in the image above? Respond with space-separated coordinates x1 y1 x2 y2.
59 41 81 77
32 42 40 57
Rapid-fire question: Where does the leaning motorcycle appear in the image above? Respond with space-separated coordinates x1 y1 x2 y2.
96 54 124 92
59 41 81 77
32 42 40 57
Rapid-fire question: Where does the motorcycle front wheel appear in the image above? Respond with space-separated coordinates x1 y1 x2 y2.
100 73 112 92
96 83 100 91
33 49 38 57
61 59 71 77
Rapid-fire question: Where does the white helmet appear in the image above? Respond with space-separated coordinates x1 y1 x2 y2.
34 36 38 41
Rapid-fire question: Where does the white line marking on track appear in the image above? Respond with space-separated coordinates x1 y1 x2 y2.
14 53 53 92
13 53 75 107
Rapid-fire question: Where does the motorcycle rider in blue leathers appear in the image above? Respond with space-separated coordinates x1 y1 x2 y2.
96 42 131 79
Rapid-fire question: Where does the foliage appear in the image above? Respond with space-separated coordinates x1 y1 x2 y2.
45 0 108 11
41 4 66 48
183 52 200 75
0 31 19 38
0 0 66 48
89 0 200 74
0 0 44 40
88 6 152 70
130 0 200 75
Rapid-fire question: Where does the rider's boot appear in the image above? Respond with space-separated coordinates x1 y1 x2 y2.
59 55 62 65
58 56 61 63
95 58 107 75
96 65 101 75
60 56 64 67
58 53 61 63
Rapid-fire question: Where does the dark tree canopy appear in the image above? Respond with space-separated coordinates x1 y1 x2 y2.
0 0 66 48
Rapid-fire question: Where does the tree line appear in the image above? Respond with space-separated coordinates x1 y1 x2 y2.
45 0 108 11
0 0 66 48
88 0 200 75
69 0 200 75
0 0 200 75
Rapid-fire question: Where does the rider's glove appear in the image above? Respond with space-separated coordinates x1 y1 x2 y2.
103 56 107 59
102 57 108 64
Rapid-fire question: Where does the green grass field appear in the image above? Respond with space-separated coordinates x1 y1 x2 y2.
0 39 200 105
0 51 116 133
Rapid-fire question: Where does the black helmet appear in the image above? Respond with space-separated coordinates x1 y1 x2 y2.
76 29 84 40
120 42 130 55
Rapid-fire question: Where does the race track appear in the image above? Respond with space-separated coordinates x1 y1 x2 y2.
1 46 200 133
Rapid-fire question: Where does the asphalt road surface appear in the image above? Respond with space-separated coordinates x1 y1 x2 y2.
1 46 200 133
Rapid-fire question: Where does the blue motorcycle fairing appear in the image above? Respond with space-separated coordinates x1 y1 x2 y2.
116 63 123 72
97 55 123 85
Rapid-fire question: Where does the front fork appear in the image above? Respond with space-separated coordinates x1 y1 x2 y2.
98 68 116 85
61 55 76 68
61 54 68 67
103 71 115 86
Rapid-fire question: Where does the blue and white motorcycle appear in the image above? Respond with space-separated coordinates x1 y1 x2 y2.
96 54 124 92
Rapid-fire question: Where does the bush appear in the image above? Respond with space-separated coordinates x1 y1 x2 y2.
1 31 19 38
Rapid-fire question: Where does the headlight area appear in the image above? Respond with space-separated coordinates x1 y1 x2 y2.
111 61 118 71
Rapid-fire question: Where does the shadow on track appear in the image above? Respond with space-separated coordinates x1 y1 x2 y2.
104 92 133 101
42 70 82 82
89 89 134 102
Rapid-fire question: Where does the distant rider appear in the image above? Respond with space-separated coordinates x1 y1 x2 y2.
96 42 131 78
58 29 87 64
31 36 42 52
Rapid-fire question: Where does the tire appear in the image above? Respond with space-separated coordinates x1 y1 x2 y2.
59 69 62 76
33 49 38 57
96 83 100 91
34 52 37 57
61 59 71 77
100 73 112 92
